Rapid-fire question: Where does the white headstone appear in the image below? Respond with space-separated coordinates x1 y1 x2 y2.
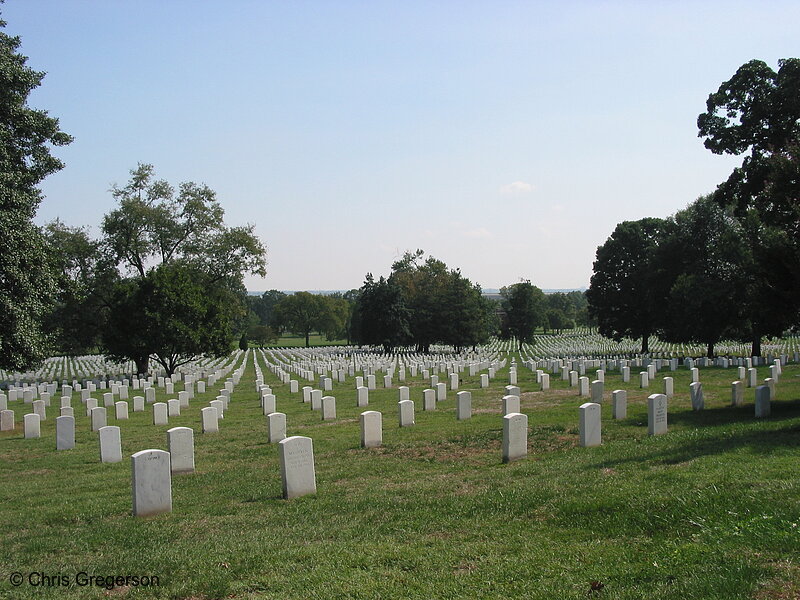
579 402 601 447
456 391 471 420
167 427 195 474
153 402 169 425
0 409 14 431
56 415 75 450
201 406 219 433
647 394 668 436
267 412 287 444
322 396 336 420
612 389 627 419
262 393 276 416
278 436 317 499
689 382 704 411
133 396 145 412
398 386 410 402
99 425 122 463
91 406 107 432
115 401 129 420
131 449 172 516
590 380 603 403
502 395 520 415
436 382 446 402
24 413 41 439
423 388 436 411
755 385 771 417
360 411 382 448
502 412 527 463
398 399 415 427
731 380 744 406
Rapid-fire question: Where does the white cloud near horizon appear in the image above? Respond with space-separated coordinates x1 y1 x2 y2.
462 227 493 239
499 181 534 195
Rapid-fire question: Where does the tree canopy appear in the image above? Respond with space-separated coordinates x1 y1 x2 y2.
499 281 546 351
0 14 72 370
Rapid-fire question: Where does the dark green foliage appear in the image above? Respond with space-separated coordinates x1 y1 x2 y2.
239 333 248 351
587 218 673 353
0 13 72 369
698 58 800 333
352 274 410 352
96 164 266 374
500 280 546 350
273 292 329 348
104 263 242 375
657 197 749 358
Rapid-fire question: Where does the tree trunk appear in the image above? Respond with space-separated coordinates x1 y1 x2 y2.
305 331 310 347
706 342 714 359
751 335 762 357
135 355 149 377
641 335 649 354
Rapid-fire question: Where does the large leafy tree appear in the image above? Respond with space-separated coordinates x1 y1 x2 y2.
100 164 266 374
658 196 749 358
0 12 72 369
42 220 116 355
352 274 410 352
698 58 800 331
586 218 672 353
500 280 546 351
272 292 330 348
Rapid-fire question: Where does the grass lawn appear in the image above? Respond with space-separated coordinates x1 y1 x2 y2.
0 354 798 599
260 333 349 348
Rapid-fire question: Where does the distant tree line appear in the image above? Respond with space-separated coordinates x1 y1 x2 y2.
588 58 800 357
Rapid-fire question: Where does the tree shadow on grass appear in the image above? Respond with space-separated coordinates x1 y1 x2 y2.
592 399 800 468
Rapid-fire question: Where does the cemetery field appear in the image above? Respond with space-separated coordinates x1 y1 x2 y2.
263 333 348 348
1 356 799 599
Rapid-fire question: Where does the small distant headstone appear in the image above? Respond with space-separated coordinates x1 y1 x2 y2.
569 371 578 387
755 385 771 418
579 402 601 447
360 411 382 448
663 377 674 398
310 389 323 411
91 406 107 432
278 436 317 499
115 401 129 420
480 374 489 388
398 399 415 427
56 415 75 450
103 392 114 407
764 377 776 400
145 387 156 404
449 373 459 390
366 375 376 390
590 380 603 403
502 395 520 415
131 449 172 517
197 381 206 394
436 382 447 401
423 388 436 411
24 413 41 439
153 402 169 426
322 396 336 420
32 399 46 421
747 368 757 388
0 409 14 431
167 399 180 417
133 396 145 412
167 427 195 474
502 413 527 463
60 406 74 418
201 406 219 433
99 425 122 463
639 372 649 388
210 399 224 420
456 391 471 420
267 412 287 443
398 386 410 402
540 373 550 391
262 393 276 416
689 382 704 411
178 391 189 408
612 389 627 419
731 380 744 406
647 394 668 436
622 366 630 383
356 386 369 407
505 385 520 397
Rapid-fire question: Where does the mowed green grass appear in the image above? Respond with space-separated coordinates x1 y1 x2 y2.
0 356 799 599
260 333 348 348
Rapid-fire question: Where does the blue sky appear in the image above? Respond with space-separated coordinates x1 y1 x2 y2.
5 1 798 291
